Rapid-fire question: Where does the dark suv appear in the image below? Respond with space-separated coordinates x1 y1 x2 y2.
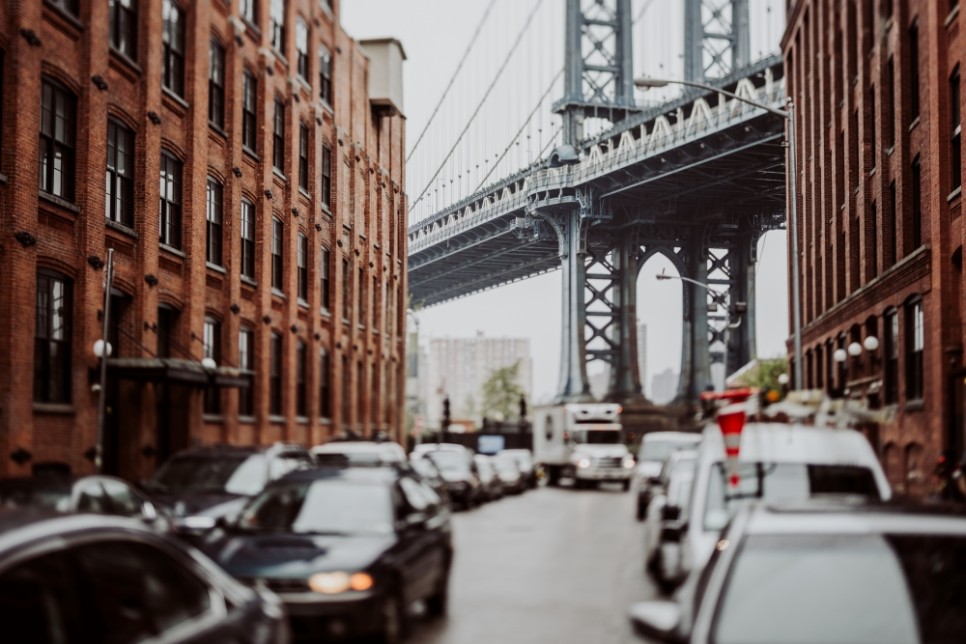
142 443 313 539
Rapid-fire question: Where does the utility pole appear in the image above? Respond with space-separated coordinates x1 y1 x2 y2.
95 248 115 474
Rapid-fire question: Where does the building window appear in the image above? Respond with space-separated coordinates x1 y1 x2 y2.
157 306 178 359
105 119 134 227
270 333 282 416
869 201 878 280
203 317 221 414
271 218 284 291
162 0 185 97
273 98 285 172
270 0 285 54
319 348 331 419
209 39 226 129
0 50 4 159
951 67 961 192
321 144 332 209
342 259 351 321
888 181 897 266
357 360 365 426
240 0 257 25
297 233 308 301
884 309 899 404
911 156 922 250
39 79 77 202
296 340 308 417
320 248 331 313
296 18 309 82
159 152 182 249
239 326 254 417
242 71 257 151
905 299 924 401
109 0 138 60
299 123 309 192
240 199 256 280
868 86 876 168
341 355 350 423
206 178 223 266
319 46 332 105
909 22 920 120
886 57 895 149
34 271 72 404
358 268 366 324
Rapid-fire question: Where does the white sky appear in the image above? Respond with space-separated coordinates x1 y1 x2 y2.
343 0 789 402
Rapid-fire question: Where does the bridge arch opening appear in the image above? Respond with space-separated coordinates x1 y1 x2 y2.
636 249 684 404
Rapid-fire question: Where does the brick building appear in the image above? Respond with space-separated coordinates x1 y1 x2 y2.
0 0 408 480
783 0 965 495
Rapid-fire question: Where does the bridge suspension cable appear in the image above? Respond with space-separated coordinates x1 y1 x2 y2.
406 0 498 163
409 0 546 214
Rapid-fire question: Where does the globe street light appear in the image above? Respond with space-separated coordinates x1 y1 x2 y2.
636 75 802 391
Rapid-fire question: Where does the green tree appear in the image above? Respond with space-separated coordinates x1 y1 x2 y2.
733 357 789 392
481 361 526 421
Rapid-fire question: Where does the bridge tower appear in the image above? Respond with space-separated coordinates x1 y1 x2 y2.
542 0 758 405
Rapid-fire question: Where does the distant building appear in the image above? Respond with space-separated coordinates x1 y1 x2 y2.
426 333 532 429
651 368 679 405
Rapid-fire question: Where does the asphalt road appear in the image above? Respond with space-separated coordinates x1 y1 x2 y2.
407 483 660 644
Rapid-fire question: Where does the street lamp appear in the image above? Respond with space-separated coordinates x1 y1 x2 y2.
656 269 744 329
636 76 802 391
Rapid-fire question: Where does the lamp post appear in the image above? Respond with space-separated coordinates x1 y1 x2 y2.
94 248 115 474
636 76 802 390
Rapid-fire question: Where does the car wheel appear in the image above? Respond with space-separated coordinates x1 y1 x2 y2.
379 591 408 644
426 567 450 618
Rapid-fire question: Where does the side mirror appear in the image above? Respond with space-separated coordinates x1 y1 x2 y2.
629 601 682 643
661 504 681 522
660 523 683 543
142 501 158 521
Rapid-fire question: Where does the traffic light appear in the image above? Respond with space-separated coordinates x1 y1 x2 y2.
442 397 451 426
519 395 527 420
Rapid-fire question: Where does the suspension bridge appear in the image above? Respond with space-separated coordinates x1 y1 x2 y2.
406 0 789 405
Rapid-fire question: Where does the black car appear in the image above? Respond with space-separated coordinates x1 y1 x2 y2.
0 474 170 533
409 457 451 504
142 443 314 539
202 467 452 643
0 510 289 643
419 448 483 510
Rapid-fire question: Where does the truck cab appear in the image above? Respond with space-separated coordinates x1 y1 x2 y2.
532 403 634 490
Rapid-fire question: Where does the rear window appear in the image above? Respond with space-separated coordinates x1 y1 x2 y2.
639 438 698 462
713 533 966 644
704 463 880 531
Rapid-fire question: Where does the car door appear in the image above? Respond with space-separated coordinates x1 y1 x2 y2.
0 547 85 643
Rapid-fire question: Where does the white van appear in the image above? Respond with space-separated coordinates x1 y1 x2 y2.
677 420 892 581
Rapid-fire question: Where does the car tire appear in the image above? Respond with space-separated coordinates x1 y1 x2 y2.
379 590 408 644
426 566 450 618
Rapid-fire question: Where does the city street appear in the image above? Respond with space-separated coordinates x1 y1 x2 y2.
409 485 658 644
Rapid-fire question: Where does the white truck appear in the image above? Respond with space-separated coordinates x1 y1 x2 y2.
532 403 635 490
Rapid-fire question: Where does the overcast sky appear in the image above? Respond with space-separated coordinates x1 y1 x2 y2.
342 0 789 403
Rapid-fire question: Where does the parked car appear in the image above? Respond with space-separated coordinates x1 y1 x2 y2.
642 450 697 591
0 474 171 533
636 432 702 520
202 467 452 643
409 456 451 504
631 500 966 643
141 443 314 539
411 442 471 459
311 441 407 467
677 416 892 582
0 510 289 643
498 449 538 488
416 446 483 510
473 454 504 501
492 455 526 495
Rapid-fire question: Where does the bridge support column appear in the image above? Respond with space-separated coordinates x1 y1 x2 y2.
555 208 593 402
725 233 758 375
676 237 713 401
606 237 646 402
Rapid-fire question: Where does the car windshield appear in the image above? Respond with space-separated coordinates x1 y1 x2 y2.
713 533 966 644
640 438 698 462
703 463 880 531
570 430 621 444
425 450 471 473
237 480 394 536
153 454 268 496
315 452 383 467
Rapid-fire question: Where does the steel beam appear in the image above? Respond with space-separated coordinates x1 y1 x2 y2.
684 0 751 82
676 234 713 400
604 235 646 402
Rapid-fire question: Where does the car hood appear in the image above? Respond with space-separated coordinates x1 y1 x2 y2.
572 445 629 458
154 492 248 519
208 532 395 579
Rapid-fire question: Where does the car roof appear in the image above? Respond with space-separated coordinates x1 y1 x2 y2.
668 449 698 465
311 441 401 454
274 466 408 485
701 422 880 464
643 432 702 443
413 443 468 452
0 509 158 554
743 500 966 536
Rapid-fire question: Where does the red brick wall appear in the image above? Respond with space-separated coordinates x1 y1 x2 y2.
784 0 966 496
0 0 408 480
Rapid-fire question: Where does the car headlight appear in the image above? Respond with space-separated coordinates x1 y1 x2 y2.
180 515 216 531
622 456 635 469
577 458 591 469
308 571 374 594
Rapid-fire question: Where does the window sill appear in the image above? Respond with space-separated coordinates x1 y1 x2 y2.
271 288 286 299
33 402 75 415
207 262 227 274
321 308 331 318
42 1 83 35
296 416 310 424
298 298 309 309
319 417 333 425
38 191 80 214
319 1 334 22
948 186 962 202
241 275 258 288
299 187 311 200
106 219 137 238
162 87 190 114
321 204 332 218
908 116 921 133
243 146 260 163
239 415 256 424
108 47 141 80
269 415 286 424
160 243 186 259
904 399 925 412
209 122 228 139
945 5 960 28
319 100 334 116
273 167 288 183
202 414 225 423
242 18 261 40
